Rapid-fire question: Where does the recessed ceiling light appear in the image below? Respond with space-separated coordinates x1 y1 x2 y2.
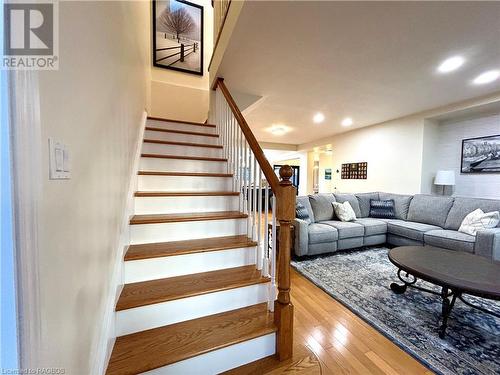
269 124 288 136
473 70 500 85
437 56 465 73
341 117 353 127
313 112 325 123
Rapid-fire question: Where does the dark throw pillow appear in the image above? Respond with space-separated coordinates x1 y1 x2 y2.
296 202 312 224
370 199 396 219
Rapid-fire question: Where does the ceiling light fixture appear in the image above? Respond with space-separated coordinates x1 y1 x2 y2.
313 112 325 123
269 125 288 136
473 70 500 85
437 56 465 73
341 117 353 127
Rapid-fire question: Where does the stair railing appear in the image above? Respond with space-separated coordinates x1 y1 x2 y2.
210 78 295 361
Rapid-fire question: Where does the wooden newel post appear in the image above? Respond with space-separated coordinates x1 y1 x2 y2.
275 165 295 361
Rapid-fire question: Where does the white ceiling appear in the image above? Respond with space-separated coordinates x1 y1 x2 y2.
217 1 500 145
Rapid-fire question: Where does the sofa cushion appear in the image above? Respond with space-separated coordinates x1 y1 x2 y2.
424 229 476 253
334 193 362 218
296 196 315 223
445 197 500 230
295 201 312 224
369 199 396 219
321 220 364 239
355 192 380 218
407 194 454 227
354 218 388 236
332 201 357 222
387 220 441 241
309 194 336 222
379 193 413 220
308 223 338 244
458 209 500 236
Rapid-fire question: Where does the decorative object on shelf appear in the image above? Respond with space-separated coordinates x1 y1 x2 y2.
434 170 455 195
461 134 500 173
341 162 367 179
152 0 203 75
324 168 332 180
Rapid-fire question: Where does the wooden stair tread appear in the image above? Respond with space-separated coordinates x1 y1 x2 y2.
147 116 217 128
106 303 276 375
134 191 239 197
141 153 227 162
130 211 247 225
138 171 232 177
143 139 223 149
125 235 258 261
145 126 219 137
116 266 269 311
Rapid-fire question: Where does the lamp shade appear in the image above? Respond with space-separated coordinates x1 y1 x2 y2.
435 170 455 186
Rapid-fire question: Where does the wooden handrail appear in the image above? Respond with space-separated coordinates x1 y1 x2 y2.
213 77 295 361
213 78 281 192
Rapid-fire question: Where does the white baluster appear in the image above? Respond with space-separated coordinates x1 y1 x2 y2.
257 167 263 270
247 150 254 238
262 181 269 277
243 141 248 215
238 129 244 212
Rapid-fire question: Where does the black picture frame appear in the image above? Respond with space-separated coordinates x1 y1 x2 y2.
152 0 204 75
460 134 500 174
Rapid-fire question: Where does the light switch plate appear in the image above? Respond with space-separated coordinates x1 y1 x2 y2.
49 138 71 179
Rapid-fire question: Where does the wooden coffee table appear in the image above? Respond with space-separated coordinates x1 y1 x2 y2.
388 246 500 338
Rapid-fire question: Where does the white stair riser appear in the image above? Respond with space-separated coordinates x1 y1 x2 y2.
147 120 217 134
144 129 219 145
142 142 223 158
140 157 227 173
138 175 232 192
124 247 257 283
141 333 276 375
134 195 239 214
116 283 270 336
130 218 247 244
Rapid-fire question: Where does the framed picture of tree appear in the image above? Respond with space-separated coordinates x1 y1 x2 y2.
152 0 204 75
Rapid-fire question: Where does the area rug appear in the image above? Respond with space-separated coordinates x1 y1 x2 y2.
291 247 500 375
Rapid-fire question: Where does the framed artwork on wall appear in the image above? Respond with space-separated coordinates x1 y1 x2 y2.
461 134 500 173
152 0 204 75
341 162 367 179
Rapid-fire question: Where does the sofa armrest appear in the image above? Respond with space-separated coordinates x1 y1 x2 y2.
292 219 309 257
475 228 500 261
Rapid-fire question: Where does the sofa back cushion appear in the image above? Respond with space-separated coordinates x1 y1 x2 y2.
379 192 413 220
355 192 380 218
445 197 500 230
407 194 454 227
370 199 396 219
296 196 315 223
334 193 362 218
309 194 336 222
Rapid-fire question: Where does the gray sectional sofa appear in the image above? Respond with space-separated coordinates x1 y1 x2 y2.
293 192 500 261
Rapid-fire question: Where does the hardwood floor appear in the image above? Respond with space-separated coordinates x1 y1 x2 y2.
228 268 433 374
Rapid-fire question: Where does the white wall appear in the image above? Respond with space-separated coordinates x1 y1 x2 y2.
150 0 213 122
425 113 500 198
301 117 425 194
37 1 149 373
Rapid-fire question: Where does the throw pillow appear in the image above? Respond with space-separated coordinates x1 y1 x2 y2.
370 199 396 219
332 201 357 222
458 208 500 236
295 202 312 224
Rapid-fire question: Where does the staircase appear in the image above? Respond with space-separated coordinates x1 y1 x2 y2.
106 79 295 374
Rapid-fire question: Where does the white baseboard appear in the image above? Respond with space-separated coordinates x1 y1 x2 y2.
90 110 147 375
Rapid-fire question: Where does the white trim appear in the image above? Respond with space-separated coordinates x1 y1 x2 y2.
90 110 147 375
142 333 276 375
9 70 43 369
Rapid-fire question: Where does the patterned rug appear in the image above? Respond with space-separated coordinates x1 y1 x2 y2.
291 247 500 375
